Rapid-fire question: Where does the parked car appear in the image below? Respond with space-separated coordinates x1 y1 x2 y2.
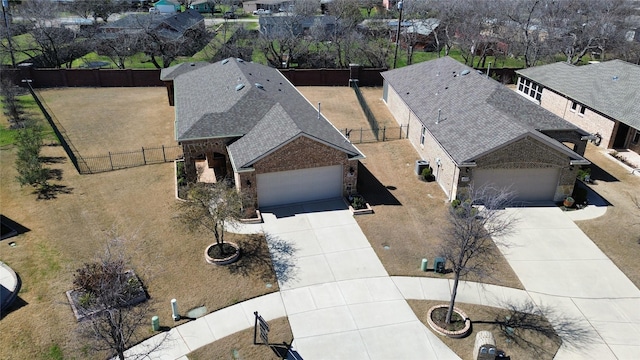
252 8 272 15
223 11 237 19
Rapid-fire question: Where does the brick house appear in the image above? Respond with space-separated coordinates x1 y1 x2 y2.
381 57 590 203
516 60 640 155
160 58 364 208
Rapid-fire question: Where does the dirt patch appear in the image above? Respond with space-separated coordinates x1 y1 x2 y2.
36 87 177 157
575 145 640 288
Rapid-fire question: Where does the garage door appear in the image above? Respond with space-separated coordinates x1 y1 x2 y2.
473 168 560 202
257 165 343 207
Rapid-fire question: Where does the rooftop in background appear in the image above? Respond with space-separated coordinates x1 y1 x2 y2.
517 60 640 130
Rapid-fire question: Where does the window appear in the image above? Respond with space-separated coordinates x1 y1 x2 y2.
571 101 578 112
579 105 586 115
518 78 542 102
633 130 640 144
420 126 426 146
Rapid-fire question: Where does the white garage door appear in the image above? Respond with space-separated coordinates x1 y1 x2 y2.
257 165 343 207
473 168 560 202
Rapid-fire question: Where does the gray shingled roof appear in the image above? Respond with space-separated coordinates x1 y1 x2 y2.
98 10 203 40
517 60 640 129
164 58 362 170
381 57 585 164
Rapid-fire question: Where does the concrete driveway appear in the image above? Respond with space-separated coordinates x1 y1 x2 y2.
260 199 461 360
496 207 640 359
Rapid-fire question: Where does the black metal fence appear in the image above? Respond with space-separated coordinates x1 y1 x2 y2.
27 83 182 174
79 145 183 174
343 125 408 144
350 79 380 140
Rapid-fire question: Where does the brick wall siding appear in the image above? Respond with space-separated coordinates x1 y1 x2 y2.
539 89 616 148
385 85 461 199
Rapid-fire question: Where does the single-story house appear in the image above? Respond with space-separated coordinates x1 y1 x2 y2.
160 58 364 208
243 0 289 14
516 60 640 155
98 9 204 41
382 57 590 203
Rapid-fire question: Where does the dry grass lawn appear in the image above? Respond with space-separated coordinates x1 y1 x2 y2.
37 87 178 156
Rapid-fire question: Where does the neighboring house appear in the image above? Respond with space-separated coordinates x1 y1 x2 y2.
259 15 336 37
160 58 364 208
151 0 181 14
189 0 213 13
243 0 289 13
98 9 204 41
516 60 640 155
403 18 440 51
382 57 590 203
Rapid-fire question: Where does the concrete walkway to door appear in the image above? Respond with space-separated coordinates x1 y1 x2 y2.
495 206 640 359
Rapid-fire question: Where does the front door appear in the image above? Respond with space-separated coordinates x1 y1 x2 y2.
613 123 630 148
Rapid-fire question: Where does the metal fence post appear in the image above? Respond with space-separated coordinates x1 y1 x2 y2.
360 128 363 143
109 152 114 171
382 126 386 141
142 147 147 165
162 145 166 162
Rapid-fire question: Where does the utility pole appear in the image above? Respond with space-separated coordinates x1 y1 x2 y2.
2 0 16 68
392 1 403 69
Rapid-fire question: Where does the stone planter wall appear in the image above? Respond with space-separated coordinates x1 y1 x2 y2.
205 242 241 265
426 304 471 338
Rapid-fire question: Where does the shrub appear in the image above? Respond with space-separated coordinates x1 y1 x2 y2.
421 167 434 182
577 167 591 181
451 199 461 208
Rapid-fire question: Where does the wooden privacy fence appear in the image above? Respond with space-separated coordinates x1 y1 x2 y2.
79 145 183 174
344 125 408 144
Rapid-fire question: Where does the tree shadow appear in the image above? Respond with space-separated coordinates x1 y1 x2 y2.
47 168 63 181
35 184 73 200
40 156 66 164
227 233 296 283
357 162 401 206
476 299 594 357
269 339 303 359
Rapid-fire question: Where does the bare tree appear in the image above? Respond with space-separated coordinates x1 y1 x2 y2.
438 185 518 324
70 0 128 23
542 0 628 64
16 0 90 68
499 0 553 68
176 182 245 254
74 241 163 360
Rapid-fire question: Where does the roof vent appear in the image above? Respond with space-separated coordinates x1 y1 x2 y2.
189 62 195 67
255 83 264 89
461 69 470 76
222 59 229 64
236 58 244 63
612 76 619 81
235 83 245 91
